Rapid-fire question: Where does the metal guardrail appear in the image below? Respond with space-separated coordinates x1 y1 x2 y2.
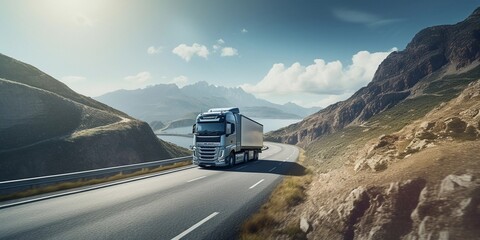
0 156 192 191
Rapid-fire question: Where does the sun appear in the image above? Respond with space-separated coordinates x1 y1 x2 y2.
39 0 107 26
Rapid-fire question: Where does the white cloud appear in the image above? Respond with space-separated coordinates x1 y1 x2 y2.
170 75 189 88
241 48 397 97
221 47 238 57
241 28 248 33
332 8 403 27
147 46 162 55
211 39 239 56
124 71 152 84
172 43 209 62
61 75 86 83
213 39 225 52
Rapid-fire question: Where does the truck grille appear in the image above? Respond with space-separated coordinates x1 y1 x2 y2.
198 146 218 161
196 136 221 142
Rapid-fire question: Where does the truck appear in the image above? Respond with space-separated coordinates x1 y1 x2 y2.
192 107 263 167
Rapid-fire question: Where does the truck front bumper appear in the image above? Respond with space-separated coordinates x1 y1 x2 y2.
193 156 227 167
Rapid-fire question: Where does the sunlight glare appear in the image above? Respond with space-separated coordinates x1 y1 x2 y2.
40 0 107 26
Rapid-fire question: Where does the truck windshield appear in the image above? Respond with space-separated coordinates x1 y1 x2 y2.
196 122 225 135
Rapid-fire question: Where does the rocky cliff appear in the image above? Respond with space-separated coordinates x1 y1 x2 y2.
267 7 480 147
0 54 189 181
291 79 480 240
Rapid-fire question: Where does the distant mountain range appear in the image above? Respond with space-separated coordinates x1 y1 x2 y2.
0 53 189 180
95 81 321 126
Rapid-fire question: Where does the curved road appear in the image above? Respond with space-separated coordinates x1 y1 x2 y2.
0 142 301 240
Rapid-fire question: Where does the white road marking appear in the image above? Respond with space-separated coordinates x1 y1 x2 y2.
171 212 219 240
233 166 247 170
268 167 277 172
187 176 207 183
249 179 265 189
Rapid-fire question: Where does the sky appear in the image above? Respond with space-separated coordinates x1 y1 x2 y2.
1 0 479 108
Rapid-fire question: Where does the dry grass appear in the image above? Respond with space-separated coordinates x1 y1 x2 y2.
240 149 313 240
0 160 191 202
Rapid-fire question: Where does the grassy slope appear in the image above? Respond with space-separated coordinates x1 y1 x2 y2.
304 65 480 171
240 149 313 240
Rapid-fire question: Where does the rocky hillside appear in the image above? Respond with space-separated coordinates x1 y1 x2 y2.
282 79 480 240
267 7 480 147
0 54 189 181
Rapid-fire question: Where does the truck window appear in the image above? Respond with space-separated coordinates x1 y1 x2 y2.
226 113 236 133
196 122 225 135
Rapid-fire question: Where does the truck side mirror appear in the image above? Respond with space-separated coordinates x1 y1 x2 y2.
192 124 196 134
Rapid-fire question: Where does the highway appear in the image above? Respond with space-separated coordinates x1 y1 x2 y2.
0 142 302 240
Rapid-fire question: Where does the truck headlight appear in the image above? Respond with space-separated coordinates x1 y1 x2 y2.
218 148 225 158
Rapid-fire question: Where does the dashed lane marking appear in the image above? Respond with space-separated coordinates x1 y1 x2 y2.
249 179 265 189
187 176 207 183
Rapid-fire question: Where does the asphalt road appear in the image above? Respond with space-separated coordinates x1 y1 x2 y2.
0 142 302 240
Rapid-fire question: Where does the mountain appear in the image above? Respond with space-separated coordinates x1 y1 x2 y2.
258 8 480 239
95 81 320 124
0 53 189 181
266 7 480 147
149 120 165 131
242 106 301 119
282 102 321 117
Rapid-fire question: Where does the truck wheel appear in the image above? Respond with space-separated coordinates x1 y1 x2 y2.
228 152 235 167
254 151 259 161
244 152 249 163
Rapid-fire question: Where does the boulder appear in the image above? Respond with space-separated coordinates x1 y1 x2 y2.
438 174 473 197
300 216 310 233
445 117 467 134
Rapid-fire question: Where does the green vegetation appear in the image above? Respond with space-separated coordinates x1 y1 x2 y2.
0 160 191 202
241 150 313 240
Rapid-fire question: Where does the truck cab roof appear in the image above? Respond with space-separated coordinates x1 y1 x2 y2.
207 107 239 114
